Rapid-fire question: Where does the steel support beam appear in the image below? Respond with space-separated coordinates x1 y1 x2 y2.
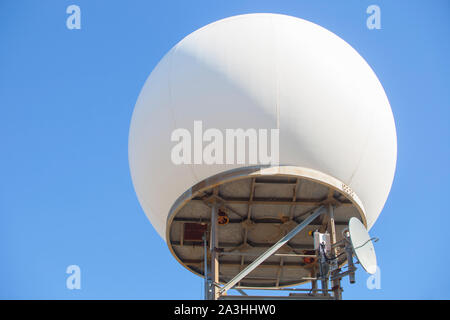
311 266 318 295
173 217 349 226
345 240 356 284
239 178 255 287
191 198 353 207
203 234 209 299
234 286 332 292
235 289 248 296
219 205 326 294
210 203 219 300
328 204 342 300
187 260 321 269
220 251 317 258
330 266 357 282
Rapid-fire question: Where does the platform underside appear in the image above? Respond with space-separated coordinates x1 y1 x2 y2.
167 166 365 288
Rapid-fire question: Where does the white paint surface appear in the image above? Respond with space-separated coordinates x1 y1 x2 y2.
129 13 397 239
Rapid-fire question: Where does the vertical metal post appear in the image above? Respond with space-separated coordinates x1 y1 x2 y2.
345 241 356 284
311 267 318 295
210 204 219 300
317 239 329 297
328 204 342 300
220 205 326 294
203 234 209 300
321 274 329 296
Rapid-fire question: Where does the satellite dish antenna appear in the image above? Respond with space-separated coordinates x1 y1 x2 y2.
348 217 377 275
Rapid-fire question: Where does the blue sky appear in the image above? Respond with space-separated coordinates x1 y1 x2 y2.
0 0 449 299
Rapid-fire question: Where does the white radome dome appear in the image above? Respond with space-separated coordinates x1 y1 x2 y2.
129 13 397 240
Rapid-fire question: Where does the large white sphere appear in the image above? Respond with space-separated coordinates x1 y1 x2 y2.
129 13 397 240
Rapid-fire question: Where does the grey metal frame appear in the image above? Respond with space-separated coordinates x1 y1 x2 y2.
219 205 327 295
203 234 209 299
177 168 370 300
201 201 364 300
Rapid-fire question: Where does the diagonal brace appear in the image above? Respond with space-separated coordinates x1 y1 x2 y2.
219 205 326 294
